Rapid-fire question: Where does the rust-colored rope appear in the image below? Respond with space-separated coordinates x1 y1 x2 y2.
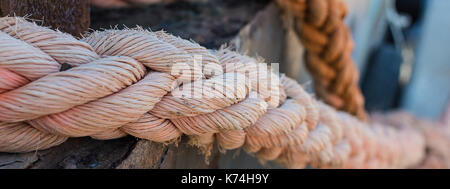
277 0 367 120
0 17 435 169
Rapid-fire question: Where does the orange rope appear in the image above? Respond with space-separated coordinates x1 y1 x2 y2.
277 0 367 120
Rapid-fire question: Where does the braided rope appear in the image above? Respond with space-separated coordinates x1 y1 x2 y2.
0 17 428 169
277 0 367 120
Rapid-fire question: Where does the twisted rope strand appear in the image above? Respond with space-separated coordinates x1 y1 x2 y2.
0 17 444 169
277 0 367 120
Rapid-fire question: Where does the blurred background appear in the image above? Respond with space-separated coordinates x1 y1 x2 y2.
344 0 449 120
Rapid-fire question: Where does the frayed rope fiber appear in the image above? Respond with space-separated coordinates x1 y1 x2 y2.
0 16 431 169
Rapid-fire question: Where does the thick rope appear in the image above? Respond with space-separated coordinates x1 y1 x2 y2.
372 111 450 169
277 0 367 120
92 0 366 119
0 17 437 169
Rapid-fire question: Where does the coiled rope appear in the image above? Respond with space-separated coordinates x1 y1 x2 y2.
277 0 367 120
0 17 431 169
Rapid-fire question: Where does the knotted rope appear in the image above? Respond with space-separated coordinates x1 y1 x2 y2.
277 0 367 120
0 17 430 169
92 0 366 119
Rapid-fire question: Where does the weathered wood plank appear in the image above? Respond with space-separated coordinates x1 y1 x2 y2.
117 138 219 169
0 137 135 169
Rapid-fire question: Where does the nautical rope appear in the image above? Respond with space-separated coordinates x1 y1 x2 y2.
92 0 366 119
372 111 450 169
276 0 367 120
0 17 431 169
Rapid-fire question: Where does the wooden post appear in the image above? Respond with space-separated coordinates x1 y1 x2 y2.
0 0 90 37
